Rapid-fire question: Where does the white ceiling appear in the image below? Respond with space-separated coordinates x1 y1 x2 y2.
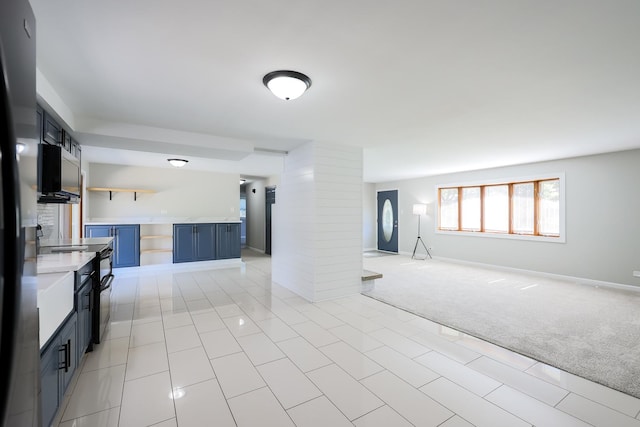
30 0 640 182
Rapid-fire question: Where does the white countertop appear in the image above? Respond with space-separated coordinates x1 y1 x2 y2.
37 252 96 274
39 237 114 247
86 217 241 225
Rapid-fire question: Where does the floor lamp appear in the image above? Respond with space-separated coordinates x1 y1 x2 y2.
411 203 432 260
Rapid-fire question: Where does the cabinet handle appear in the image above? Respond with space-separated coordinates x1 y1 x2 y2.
58 345 66 370
58 340 71 372
66 339 71 371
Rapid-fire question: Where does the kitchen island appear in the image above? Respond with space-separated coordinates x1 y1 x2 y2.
36 243 111 427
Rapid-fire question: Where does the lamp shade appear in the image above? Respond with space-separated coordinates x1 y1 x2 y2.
263 70 311 100
412 203 427 216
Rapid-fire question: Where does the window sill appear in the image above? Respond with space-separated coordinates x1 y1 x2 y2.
435 229 565 243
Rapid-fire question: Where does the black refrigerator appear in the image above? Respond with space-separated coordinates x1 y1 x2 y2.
0 0 40 426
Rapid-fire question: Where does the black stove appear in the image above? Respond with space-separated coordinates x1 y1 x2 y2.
92 244 113 344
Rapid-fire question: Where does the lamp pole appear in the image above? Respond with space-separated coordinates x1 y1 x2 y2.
411 204 432 260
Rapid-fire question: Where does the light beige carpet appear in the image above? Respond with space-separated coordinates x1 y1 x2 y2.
362 256 640 399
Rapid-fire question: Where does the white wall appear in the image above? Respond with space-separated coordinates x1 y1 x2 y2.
272 142 363 301
375 149 640 286
86 163 239 220
363 182 376 250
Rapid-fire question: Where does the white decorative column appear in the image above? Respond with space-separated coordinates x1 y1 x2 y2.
272 141 363 302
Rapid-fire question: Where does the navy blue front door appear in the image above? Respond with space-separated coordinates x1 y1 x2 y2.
377 190 398 252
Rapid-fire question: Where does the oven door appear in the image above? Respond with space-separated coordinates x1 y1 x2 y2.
93 247 113 344
99 247 113 279
97 273 113 343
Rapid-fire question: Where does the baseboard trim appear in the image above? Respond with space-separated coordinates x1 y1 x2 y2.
247 246 265 254
433 256 640 293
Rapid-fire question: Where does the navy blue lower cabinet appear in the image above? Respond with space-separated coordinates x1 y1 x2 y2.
113 225 140 267
173 223 216 263
40 313 77 427
195 224 215 261
173 224 196 263
216 223 241 259
76 279 93 360
40 341 60 427
85 224 140 268
84 225 111 238
59 314 77 395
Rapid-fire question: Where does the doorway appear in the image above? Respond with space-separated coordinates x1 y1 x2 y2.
377 190 398 252
265 186 276 255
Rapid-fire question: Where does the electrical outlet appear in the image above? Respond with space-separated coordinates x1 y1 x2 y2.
634 271 640 278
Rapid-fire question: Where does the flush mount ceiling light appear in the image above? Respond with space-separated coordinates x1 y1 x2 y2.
167 158 188 168
263 70 312 100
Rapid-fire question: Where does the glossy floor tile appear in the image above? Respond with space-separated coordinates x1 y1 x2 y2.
119 371 174 426
306 364 384 420
211 352 266 398
227 387 295 427
286 396 352 427
167 346 215 388
361 370 452 426
257 358 322 409
56 251 640 427
174 379 235 427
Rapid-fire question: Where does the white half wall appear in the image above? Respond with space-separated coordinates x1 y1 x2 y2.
272 142 363 301
363 182 376 250
375 149 640 286
86 163 239 220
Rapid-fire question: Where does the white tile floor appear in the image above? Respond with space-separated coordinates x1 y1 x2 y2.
54 252 640 427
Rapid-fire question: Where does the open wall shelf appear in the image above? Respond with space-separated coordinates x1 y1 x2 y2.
87 187 155 201
139 224 173 265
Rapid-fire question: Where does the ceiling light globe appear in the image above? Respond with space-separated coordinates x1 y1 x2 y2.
168 158 188 168
263 70 311 101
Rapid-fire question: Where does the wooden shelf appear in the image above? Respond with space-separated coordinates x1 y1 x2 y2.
140 235 172 239
87 187 155 201
141 249 173 254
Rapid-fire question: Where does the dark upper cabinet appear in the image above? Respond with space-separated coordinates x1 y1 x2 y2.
42 110 62 146
216 223 241 259
36 104 43 143
71 138 81 160
61 131 81 161
62 129 72 152
85 224 140 268
38 105 81 162
173 223 216 263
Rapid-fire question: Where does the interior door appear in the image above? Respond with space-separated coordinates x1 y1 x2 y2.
377 190 398 252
